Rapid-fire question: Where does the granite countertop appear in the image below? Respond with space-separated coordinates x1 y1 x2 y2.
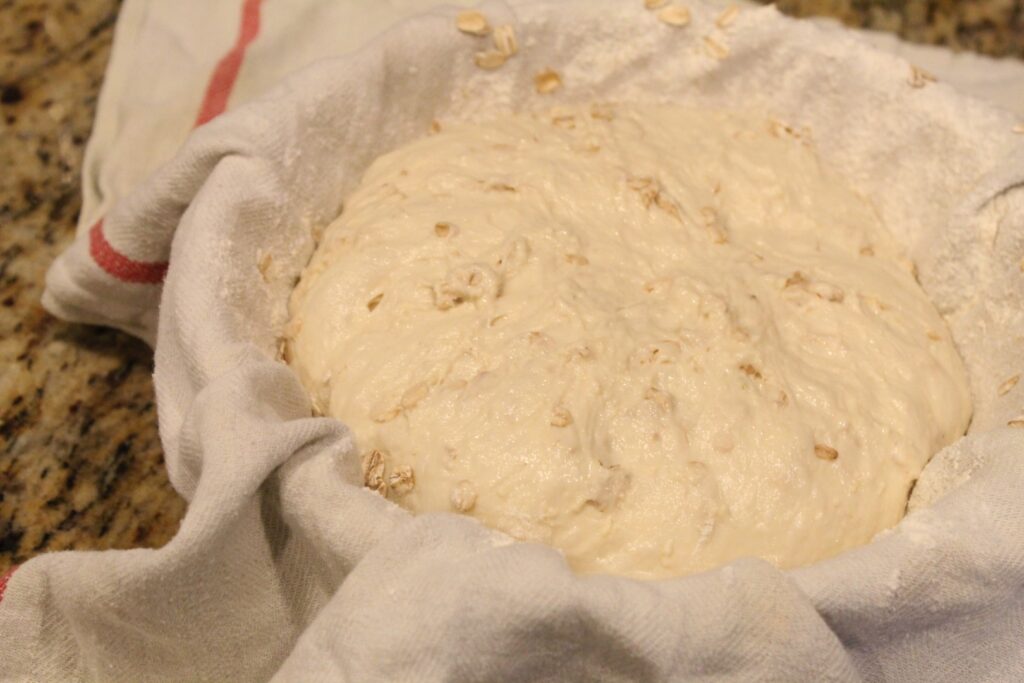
769 0 1024 57
0 0 1021 575
0 0 184 573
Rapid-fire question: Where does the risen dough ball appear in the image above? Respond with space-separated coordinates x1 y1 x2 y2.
287 105 971 579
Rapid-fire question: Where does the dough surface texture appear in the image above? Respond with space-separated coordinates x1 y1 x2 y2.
287 105 971 579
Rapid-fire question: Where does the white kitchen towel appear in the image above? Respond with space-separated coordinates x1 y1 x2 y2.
5 0 1024 680
41 0 1024 343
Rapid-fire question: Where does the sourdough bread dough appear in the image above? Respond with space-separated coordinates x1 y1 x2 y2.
286 105 972 579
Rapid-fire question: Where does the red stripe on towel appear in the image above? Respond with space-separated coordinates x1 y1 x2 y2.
195 0 263 126
0 565 17 605
91 0 264 282
89 219 169 284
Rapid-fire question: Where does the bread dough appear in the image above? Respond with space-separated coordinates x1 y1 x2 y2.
286 105 972 579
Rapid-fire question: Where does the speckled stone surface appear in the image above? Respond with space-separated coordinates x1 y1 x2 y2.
0 0 185 574
761 0 1024 58
0 0 1020 574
